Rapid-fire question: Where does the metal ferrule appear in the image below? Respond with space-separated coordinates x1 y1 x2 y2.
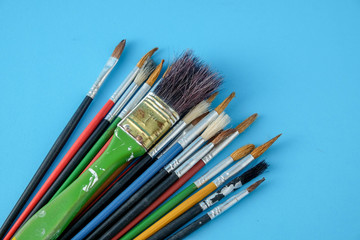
87 57 118 98
110 67 139 102
164 137 205 173
177 111 218 148
148 120 187 158
213 154 255 187
119 92 179 150
194 156 234 188
174 143 214 177
201 131 239 164
119 83 151 119
207 190 249 219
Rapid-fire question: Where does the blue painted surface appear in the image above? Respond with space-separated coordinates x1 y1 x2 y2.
0 0 359 239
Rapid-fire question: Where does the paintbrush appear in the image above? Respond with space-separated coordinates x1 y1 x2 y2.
0 40 126 239
134 134 280 239
167 178 265 240
119 114 258 240
12 51 221 240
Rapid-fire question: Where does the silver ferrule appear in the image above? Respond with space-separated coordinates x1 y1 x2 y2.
165 137 205 173
174 143 214 177
194 156 234 188
110 67 139 102
177 111 218 148
201 131 239 165
207 190 249 219
119 83 151 119
87 57 118 98
213 154 255 187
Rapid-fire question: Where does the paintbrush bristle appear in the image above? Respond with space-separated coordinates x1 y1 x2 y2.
214 92 235 114
182 101 210 125
201 113 231 140
247 178 265 192
162 65 172 78
146 60 164 86
137 47 158 68
239 160 268 185
134 59 156 85
230 144 255 161
206 91 219 103
211 128 237 145
154 51 222 116
236 113 258 134
191 112 209 126
251 134 281 159
111 40 126 59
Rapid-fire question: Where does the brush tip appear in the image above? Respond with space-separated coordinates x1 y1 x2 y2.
137 47 159 67
247 178 265 192
235 113 258 134
230 144 255 161
111 39 126 59
251 134 281 159
201 113 231 140
162 64 172 78
206 92 219 103
211 128 237 145
214 92 235 114
239 160 269 185
146 60 164 86
191 112 209 126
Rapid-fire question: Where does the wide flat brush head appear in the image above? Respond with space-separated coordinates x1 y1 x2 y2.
239 160 268 185
154 51 222 116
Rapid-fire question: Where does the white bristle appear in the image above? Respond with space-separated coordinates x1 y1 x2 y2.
182 100 210 124
201 112 231 140
134 59 156 85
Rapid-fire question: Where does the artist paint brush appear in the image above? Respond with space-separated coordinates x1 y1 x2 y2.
58 99 212 240
148 161 268 239
0 40 126 239
119 114 258 240
167 178 265 240
13 51 222 240
134 134 280 239
87 115 231 240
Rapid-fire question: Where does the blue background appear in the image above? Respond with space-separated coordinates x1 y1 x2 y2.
1 0 359 239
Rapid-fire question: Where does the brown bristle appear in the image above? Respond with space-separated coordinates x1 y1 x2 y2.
236 113 258 134
247 178 265 192
251 134 282 159
137 47 158 68
191 112 209 126
146 60 164 86
211 128 237 145
230 144 255 161
206 92 219 103
214 92 235 114
111 40 126 59
162 65 172 78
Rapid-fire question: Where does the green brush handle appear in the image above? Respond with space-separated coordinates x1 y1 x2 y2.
51 117 122 200
14 127 145 240
121 183 198 240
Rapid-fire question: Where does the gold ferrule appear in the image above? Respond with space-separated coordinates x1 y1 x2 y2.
119 92 179 150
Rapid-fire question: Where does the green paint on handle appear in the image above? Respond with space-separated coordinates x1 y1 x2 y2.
14 127 145 240
121 183 198 240
51 117 122 200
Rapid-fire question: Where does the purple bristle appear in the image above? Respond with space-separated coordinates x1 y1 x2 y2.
154 51 222 116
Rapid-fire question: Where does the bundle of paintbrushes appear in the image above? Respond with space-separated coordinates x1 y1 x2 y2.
1 41 282 240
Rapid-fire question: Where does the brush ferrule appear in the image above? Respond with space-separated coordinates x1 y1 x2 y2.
119 92 179 150
194 156 234 188
110 67 139 102
87 57 118 98
165 137 205 173
148 120 187 158
175 143 214 177
119 83 151 119
177 111 218 148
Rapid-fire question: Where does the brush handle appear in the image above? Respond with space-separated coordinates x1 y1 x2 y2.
13 128 145 240
167 214 211 240
0 96 92 239
59 153 154 240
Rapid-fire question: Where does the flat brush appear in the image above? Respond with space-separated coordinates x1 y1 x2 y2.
167 178 266 240
148 161 268 239
14 51 221 240
0 40 126 240
134 134 280 239
119 114 258 240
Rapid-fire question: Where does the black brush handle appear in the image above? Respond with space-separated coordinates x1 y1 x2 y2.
99 173 180 240
59 153 154 240
23 118 111 223
167 214 211 240
148 204 203 240
87 168 172 240
0 95 92 238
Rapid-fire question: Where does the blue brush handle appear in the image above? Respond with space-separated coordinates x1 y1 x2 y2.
72 142 184 240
